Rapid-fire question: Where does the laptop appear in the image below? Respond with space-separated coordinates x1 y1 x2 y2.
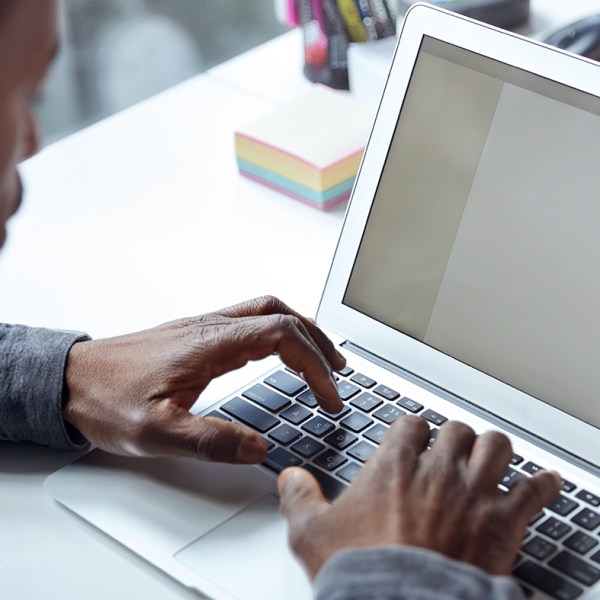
45 4 600 599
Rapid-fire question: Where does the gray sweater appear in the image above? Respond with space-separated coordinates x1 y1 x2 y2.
0 323 524 599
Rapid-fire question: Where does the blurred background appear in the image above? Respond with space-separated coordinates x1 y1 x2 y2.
39 0 286 144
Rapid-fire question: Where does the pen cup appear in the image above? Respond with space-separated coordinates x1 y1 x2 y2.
296 0 397 90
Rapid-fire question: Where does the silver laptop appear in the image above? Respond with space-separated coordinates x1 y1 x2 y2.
45 4 600 599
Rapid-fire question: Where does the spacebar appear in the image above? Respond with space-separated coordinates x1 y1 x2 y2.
513 561 583 600
303 465 348 501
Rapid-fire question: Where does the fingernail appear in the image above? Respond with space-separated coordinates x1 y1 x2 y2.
235 436 267 464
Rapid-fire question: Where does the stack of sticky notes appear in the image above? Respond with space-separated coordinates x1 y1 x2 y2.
235 86 372 211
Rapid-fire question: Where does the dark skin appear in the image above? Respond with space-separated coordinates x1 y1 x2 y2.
2 0 562 584
278 417 561 579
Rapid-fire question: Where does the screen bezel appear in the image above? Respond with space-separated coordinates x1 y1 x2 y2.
317 3 600 467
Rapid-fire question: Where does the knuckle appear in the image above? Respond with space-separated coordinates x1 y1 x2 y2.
404 414 431 433
272 313 301 335
256 294 286 315
479 430 513 457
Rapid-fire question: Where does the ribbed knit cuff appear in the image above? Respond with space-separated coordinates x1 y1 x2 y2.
0 324 91 449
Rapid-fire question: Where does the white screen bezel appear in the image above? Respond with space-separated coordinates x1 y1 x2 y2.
317 4 600 467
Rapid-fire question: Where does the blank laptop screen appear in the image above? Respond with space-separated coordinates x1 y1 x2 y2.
344 37 600 428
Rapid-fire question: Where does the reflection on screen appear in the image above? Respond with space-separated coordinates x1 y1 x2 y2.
344 38 600 428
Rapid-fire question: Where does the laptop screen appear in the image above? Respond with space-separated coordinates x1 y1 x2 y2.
343 37 600 429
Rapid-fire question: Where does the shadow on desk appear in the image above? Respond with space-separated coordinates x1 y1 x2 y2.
0 441 87 475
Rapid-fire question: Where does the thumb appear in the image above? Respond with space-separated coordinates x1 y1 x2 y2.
278 467 330 580
278 466 328 527
139 407 268 463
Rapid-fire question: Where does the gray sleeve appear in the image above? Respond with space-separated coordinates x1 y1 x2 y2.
0 323 91 449
314 546 525 600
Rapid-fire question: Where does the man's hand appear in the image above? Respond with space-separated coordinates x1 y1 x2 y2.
63 296 345 463
278 416 561 579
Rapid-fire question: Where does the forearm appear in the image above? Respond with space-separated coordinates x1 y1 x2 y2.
0 323 90 449
314 546 524 600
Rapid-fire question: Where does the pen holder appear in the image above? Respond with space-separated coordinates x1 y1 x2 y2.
296 0 397 90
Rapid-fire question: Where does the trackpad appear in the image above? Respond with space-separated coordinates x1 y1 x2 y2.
175 494 312 600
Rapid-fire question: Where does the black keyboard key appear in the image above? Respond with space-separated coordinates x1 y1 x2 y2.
548 494 579 517
373 384 400 401
373 405 404 425
364 423 388 445
421 409 447 426
564 531 598 555
511 453 524 465
337 461 362 483
280 403 312 425
348 440 376 463
337 381 361 401
205 410 231 422
263 447 303 473
549 551 600 586
303 464 348 500
536 517 572 540
519 585 534 598
268 424 302 446
221 397 280 433
264 370 306 396
243 384 291 413
314 449 347 471
290 436 325 458
562 480 577 494
340 411 373 432
336 366 354 377
318 404 352 421
513 561 583 600
302 415 335 438
324 428 358 450
522 536 558 560
350 392 383 413
397 397 423 413
522 461 543 475
297 389 318 408
576 490 600 508
571 508 600 531
591 550 600 565
350 373 376 388
501 467 526 490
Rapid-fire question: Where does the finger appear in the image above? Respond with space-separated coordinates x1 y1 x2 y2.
278 467 329 524
468 431 513 490
429 421 477 462
186 310 342 412
508 470 562 520
136 405 268 463
208 312 344 413
466 430 513 490
217 296 346 371
272 315 343 413
370 415 430 473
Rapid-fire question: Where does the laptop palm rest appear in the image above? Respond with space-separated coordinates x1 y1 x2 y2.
175 494 310 600
44 450 311 599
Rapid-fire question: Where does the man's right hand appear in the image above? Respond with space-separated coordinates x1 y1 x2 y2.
278 416 561 580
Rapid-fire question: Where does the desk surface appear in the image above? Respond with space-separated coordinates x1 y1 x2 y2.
2 2 600 598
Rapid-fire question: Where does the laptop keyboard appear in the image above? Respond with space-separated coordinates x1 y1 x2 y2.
208 365 600 599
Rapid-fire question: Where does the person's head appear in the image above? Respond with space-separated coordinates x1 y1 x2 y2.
0 0 59 247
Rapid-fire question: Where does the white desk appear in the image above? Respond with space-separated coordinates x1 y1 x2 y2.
1 2 600 598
